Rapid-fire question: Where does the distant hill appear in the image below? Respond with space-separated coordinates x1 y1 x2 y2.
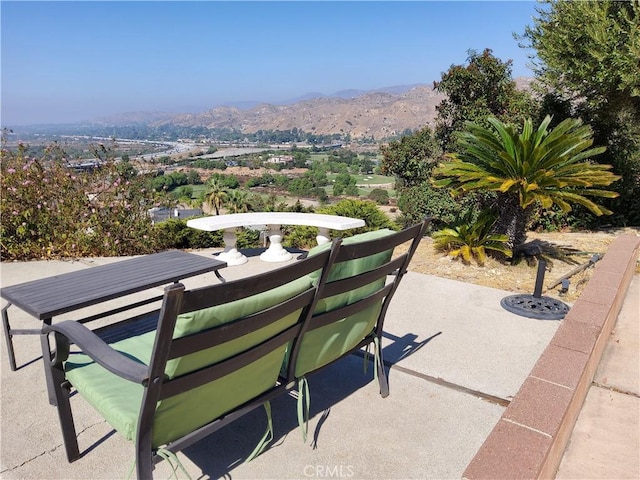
149 84 445 140
92 79 533 140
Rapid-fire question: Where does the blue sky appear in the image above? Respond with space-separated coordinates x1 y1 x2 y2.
1 1 539 126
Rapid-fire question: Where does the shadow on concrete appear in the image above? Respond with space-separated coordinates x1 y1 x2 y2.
179 344 428 479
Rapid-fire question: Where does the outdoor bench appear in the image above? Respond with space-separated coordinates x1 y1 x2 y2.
44 220 427 479
186 212 366 265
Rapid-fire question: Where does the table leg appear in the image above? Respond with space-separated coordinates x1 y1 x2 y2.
41 318 57 406
2 303 17 371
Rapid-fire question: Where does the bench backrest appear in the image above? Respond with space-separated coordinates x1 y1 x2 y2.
286 221 427 380
139 246 337 448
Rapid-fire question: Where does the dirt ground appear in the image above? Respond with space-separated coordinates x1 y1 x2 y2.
407 227 640 302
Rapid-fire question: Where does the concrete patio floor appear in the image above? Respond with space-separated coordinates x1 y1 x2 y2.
0 243 637 479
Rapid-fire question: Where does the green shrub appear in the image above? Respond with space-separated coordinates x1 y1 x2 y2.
236 228 260 249
318 199 397 233
283 225 319 250
187 228 223 249
368 188 390 205
153 219 223 249
528 204 577 232
432 210 511 266
284 199 399 249
1 143 165 260
396 182 475 229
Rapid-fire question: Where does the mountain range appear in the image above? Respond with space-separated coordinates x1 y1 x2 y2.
95 78 533 140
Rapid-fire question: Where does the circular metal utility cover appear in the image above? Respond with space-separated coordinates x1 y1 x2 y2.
500 294 570 320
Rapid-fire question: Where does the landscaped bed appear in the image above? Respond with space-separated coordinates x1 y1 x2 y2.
408 227 640 302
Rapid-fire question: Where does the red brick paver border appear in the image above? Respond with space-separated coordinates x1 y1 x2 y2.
463 234 640 480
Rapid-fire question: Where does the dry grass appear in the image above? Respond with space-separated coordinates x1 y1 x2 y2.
408 228 640 302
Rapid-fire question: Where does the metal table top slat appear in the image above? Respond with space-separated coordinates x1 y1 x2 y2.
0 250 225 319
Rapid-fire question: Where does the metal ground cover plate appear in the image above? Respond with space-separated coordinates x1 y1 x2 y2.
500 294 570 320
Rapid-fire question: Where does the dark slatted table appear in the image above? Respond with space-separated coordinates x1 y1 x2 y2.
1 250 226 403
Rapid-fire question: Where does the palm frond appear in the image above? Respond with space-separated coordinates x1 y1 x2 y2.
431 209 511 265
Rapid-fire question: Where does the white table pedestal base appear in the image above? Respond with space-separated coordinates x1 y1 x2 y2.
217 230 248 265
260 226 293 262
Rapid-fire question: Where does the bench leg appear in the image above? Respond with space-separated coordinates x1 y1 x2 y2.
260 224 293 262
316 227 331 245
217 228 248 266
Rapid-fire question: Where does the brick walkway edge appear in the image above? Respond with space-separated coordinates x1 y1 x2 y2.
463 234 640 479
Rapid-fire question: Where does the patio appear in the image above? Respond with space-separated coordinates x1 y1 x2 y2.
1 236 638 479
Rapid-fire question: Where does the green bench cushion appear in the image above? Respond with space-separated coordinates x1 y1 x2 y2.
65 275 312 448
294 229 395 376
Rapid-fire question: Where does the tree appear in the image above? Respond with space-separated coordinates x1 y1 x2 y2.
368 189 390 205
380 126 451 228
519 0 640 225
380 126 441 187
1 141 162 260
209 173 239 189
204 177 227 215
432 116 620 253
360 158 375 174
186 170 201 185
332 172 357 196
115 159 137 180
433 49 537 152
172 185 194 204
520 0 640 118
225 189 253 214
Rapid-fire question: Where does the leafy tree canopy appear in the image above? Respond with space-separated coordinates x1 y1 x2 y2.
379 126 441 187
519 0 640 226
520 0 640 118
433 48 536 152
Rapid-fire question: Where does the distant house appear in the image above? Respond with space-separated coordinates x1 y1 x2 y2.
148 207 203 223
266 155 294 165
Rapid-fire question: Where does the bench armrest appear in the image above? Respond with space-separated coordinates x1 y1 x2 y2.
44 321 150 384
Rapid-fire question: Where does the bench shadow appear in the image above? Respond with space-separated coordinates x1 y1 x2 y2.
181 355 371 478
380 331 442 364
181 330 442 478
67 326 442 476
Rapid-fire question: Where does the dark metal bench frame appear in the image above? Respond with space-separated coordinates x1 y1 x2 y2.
43 221 428 479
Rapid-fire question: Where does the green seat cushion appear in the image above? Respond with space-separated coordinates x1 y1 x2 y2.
65 333 152 442
65 275 313 448
294 229 394 376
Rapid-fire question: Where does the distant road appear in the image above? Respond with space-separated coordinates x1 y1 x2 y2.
196 144 312 160
60 135 197 162
197 147 270 159
61 135 310 163
356 183 394 188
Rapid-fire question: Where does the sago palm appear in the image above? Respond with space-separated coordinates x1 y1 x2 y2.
432 116 620 253
432 210 511 266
